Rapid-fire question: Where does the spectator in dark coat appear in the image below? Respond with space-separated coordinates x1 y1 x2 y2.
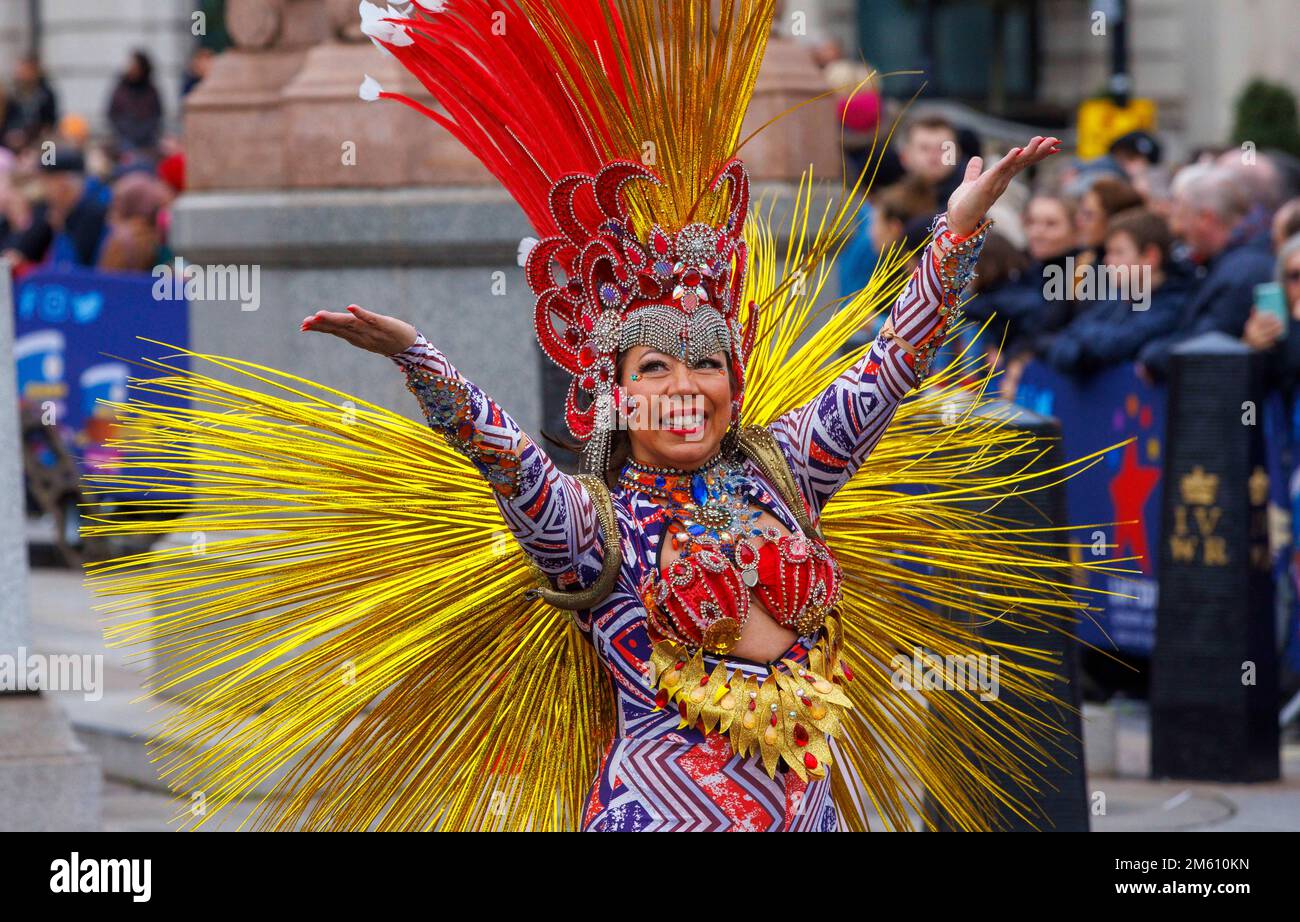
30 147 109 268
7 55 58 149
1242 234 1300 397
1022 176 1147 346
1136 165 1277 382
181 48 215 97
107 50 163 155
0 82 21 150
968 194 1080 366
1040 208 1193 376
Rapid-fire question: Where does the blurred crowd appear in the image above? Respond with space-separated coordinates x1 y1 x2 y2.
965 137 1300 400
818 49 1300 405
0 47 214 279
8 37 1300 406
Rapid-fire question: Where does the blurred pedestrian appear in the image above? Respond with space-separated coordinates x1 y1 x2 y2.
896 114 959 199
1272 197 1300 253
1040 208 1192 376
7 55 59 149
181 47 215 97
28 146 109 268
98 171 168 272
107 50 164 156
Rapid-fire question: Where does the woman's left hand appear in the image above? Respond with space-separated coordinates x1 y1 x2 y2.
947 136 1063 236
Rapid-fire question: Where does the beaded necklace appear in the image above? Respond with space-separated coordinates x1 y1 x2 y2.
618 452 764 560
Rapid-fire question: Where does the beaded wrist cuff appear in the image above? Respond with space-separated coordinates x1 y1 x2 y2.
880 215 993 387
401 365 522 498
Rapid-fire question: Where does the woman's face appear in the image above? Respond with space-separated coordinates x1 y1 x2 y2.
1284 249 1300 319
1024 197 1074 262
619 345 732 470
1075 190 1107 248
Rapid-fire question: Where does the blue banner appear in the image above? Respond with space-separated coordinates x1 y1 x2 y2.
1016 362 1166 656
13 267 188 496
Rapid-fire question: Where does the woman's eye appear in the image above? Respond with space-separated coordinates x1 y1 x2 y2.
693 359 723 370
639 360 667 374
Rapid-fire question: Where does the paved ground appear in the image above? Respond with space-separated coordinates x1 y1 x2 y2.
22 563 1300 832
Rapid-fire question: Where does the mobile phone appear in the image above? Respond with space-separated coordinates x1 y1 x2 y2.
1255 282 1288 332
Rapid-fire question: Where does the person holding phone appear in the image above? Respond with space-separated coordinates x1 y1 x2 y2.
1243 234 1300 366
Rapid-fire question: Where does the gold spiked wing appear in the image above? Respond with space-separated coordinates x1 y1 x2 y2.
80 188 1128 831
81 354 615 830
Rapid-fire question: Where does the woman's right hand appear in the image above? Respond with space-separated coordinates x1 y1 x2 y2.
1242 309 1284 352
300 304 418 356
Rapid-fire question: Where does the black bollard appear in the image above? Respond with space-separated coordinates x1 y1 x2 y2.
1152 332 1279 782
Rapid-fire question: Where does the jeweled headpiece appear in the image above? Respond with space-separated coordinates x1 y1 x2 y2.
359 0 772 472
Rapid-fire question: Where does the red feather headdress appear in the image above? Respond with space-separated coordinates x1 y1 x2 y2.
360 0 775 469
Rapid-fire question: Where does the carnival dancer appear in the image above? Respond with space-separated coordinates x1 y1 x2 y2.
83 1 1110 831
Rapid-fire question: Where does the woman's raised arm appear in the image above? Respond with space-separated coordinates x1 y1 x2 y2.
768 136 1062 520
302 306 606 592
768 210 990 518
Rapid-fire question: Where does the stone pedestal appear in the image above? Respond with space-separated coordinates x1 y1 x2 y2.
740 36 841 182
184 50 310 191
0 271 102 831
281 42 492 189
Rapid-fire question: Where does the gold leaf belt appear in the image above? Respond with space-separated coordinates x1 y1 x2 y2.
648 612 854 782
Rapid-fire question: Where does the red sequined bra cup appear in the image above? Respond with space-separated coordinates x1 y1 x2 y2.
644 527 843 653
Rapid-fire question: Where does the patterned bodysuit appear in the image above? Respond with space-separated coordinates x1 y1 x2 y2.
391 212 979 831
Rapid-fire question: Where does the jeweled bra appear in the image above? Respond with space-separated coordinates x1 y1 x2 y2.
618 454 844 655
616 450 850 780
521 426 855 782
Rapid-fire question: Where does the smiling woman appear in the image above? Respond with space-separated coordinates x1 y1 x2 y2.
297 104 1057 826
617 346 734 468
292 0 1060 830
83 0 1101 834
